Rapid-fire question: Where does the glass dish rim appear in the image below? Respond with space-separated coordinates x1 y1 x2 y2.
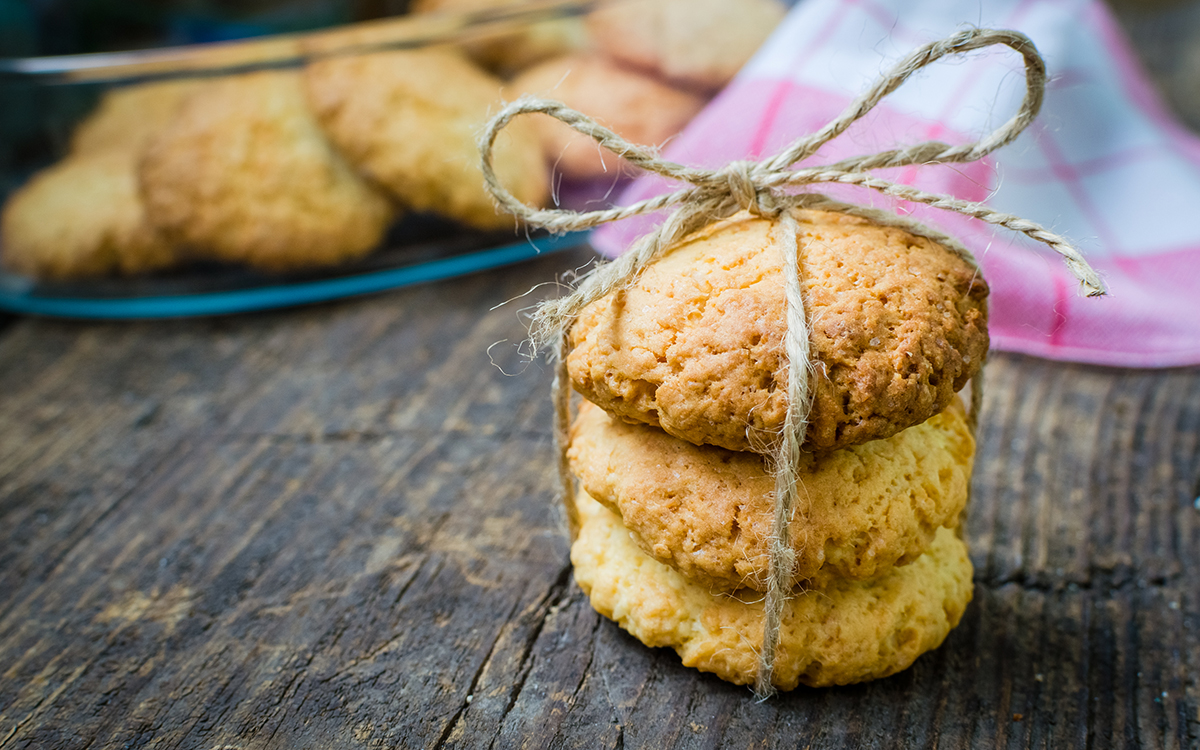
0 0 598 85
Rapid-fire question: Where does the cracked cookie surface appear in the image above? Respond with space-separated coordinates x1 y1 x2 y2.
508 53 705 180
568 397 973 591
571 490 973 690
567 209 989 453
3 152 176 279
304 47 548 230
69 80 201 158
139 70 395 271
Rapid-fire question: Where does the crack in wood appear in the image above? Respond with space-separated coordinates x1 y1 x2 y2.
317 554 439 685
259 651 318 748
430 588 529 750
485 563 576 750
0 608 148 749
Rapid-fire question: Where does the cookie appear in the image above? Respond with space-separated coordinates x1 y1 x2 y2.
571 490 973 690
302 47 548 230
138 70 396 271
569 396 973 591
69 80 201 157
508 54 705 180
586 0 785 92
2 152 175 279
410 0 586 74
568 209 989 453
0 80 197 279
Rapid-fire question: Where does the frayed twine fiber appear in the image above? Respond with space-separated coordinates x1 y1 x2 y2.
478 27 1104 698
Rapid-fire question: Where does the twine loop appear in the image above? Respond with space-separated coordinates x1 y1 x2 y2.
478 26 1105 698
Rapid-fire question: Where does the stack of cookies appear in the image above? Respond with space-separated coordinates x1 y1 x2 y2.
562 208 988 690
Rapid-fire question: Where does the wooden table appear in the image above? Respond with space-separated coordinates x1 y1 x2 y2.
0 247 1197 749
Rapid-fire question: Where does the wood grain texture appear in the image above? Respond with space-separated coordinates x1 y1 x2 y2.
0 249 1198 749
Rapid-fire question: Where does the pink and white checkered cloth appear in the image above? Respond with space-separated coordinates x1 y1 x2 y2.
590 0 1200 368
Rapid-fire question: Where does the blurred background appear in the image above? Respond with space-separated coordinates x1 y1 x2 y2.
2 0 1198 191
0 0 1197 319
1 0 1198 128
1107 0 1200 129
0 0 416 197
0 0 410 54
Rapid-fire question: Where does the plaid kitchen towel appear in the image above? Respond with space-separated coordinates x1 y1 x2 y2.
590 0 1200 367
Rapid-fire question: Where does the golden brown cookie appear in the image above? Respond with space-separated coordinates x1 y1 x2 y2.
69 80 201 157
568 396 973 591
410 0 586 74
568 209 989 453
2 152 175 279
509 53 705 180
302 47 548 230
571 490 973 690
138 70 396 272
0 80 198 279
586 0 785 91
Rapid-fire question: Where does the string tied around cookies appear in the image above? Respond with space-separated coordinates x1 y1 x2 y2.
478 26 1105 699
722 160 778 217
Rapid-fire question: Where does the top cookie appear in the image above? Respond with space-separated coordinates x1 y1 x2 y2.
568 209 989 453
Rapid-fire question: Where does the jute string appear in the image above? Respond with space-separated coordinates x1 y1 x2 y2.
478 27 1105 697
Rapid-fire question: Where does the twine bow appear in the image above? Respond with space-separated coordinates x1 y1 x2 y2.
479 27 1105 698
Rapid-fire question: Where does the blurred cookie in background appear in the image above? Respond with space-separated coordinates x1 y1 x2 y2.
587 0 785 92
510 53 705 179
304 46 548 230
1 151 176 279
139 70 396 272
69 80 202 157
410 0 587 75
1 79 198 280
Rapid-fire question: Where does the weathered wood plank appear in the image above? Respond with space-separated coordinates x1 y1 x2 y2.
1 247 1198 748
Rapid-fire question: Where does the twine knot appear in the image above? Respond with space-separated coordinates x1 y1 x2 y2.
477 26 1106 699
721 160 779 218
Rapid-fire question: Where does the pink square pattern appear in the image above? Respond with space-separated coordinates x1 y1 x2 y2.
591 0 1200 367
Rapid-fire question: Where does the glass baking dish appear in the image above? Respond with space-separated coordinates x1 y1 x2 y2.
0 0 786 318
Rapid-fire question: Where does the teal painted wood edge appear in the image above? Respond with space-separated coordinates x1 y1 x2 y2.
0 232 589 320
